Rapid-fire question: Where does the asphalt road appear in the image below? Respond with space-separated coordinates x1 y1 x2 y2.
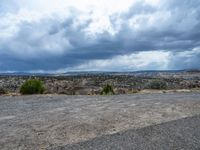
1 92 200 149
54 115 200 150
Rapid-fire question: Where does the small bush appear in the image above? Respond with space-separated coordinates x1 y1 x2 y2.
20 79 45 95
132 89 140 94
101 84 115 95
0 88 7 95
147 80 167 90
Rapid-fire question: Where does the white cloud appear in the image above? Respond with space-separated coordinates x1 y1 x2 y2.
0 0 135 39
63 51 171 72
145 0 160 6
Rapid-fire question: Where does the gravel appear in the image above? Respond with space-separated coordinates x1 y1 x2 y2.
55 115 200 150
0 92 200 149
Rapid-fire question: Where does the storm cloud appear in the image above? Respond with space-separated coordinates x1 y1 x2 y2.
0 0 200 72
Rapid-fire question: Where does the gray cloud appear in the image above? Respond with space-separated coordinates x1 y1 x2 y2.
0 0 200 72
169 47 200 70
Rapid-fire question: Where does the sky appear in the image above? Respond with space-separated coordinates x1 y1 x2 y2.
0 0 200 72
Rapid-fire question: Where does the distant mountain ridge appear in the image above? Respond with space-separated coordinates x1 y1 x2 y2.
0 69 200 76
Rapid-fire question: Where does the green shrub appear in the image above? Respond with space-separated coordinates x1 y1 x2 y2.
20 79 45 95
101 84 115 95
147 80 167 90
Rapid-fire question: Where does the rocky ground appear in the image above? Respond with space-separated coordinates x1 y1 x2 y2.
55 115 200 150
0 71 200 95
1 92 200 149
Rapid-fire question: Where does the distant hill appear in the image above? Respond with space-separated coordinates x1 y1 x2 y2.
0 69 199 76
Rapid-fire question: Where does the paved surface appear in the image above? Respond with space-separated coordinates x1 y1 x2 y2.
54 115 200 150
0 92 200 149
